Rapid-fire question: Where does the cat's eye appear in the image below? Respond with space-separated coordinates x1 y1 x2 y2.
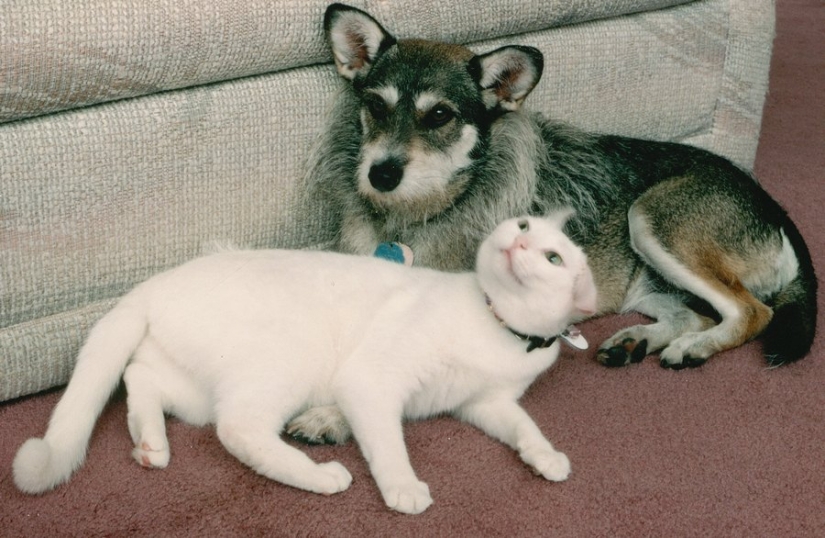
517 219 529 231
422 105 455 129
545 251 563 265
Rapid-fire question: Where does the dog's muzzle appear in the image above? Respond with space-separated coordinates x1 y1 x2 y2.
368 158 404 192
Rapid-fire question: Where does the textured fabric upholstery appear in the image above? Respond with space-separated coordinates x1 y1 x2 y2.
2 0 693 124
0 0 775 401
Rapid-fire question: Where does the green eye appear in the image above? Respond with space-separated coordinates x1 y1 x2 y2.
546 251 563 265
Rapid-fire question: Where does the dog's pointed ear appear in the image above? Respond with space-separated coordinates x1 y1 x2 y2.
469 46 544 111
325 4 397 81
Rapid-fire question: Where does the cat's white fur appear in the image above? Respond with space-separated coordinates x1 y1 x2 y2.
13 214 596 515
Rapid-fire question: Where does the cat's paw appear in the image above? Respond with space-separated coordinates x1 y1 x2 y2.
286 405 352 445
524 449 571 482
312 461 353 495
132 441 170 469
381 480 433 514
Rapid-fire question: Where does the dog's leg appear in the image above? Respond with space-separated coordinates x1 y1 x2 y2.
597 273 716 367
286 405 352 445
621 198 773 368
339 212 380 255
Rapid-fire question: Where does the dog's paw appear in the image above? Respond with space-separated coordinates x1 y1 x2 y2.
286 405 352 445
524 449 571 482
659 334 711 369
132 440 170 469
596 338 648 367
312 462 353 495
381 479 433 514
660 356 707 370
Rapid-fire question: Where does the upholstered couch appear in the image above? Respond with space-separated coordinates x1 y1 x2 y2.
0 0 775 402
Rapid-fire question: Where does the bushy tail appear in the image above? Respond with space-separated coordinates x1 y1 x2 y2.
13 293 148 494
762 221 818 366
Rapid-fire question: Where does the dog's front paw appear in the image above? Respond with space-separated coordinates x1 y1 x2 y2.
286 405 352 445
381 479 433 514
659 334 710 370
596 338 648 367
523 449 571 482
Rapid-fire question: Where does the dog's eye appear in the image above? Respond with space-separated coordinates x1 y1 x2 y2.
422 106 454 129
518 219 529 231
364 98 389 121
545 251 563 265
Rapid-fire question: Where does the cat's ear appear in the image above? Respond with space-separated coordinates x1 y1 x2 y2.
573 261 598 317
325 4 397 81
544 208 576 230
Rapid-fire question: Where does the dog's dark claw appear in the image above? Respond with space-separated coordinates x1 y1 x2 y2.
630 339 648 363
598 338 648 367
290 433 321 445
288 432 339 446
684 356 707 368
663 360 687 370
598 346 630 367
660 356 707 370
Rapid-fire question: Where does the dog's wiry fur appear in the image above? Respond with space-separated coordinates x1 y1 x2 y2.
306 4 817 374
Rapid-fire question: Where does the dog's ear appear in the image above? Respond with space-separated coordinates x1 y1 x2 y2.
469 46 544 111
325 4 397 81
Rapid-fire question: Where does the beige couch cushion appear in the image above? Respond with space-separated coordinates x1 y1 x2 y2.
1 0 694 124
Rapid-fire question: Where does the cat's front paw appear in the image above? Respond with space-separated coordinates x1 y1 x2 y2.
132 441 170 469
381 479 433 514
523 449 571 482
313 461 353 495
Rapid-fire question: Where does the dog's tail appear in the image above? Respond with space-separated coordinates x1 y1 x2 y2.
13 291 148 494
761 218 818 366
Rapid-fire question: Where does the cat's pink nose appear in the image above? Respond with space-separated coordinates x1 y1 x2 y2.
510 236 529 251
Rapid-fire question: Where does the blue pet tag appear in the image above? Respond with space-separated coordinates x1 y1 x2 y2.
374 242 414 266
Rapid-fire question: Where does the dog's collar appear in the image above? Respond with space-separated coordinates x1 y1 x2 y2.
484 293 558 353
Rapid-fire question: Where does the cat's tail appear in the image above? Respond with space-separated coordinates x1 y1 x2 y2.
761 221 818 366
13 291 148 494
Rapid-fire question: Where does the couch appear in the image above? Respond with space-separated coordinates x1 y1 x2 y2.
0 0 775 402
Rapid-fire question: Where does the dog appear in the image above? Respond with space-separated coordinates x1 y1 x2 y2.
306 3 817 372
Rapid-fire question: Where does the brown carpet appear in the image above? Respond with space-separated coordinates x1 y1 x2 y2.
2 0 823 535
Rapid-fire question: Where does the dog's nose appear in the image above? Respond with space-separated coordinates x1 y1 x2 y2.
368 158 404 192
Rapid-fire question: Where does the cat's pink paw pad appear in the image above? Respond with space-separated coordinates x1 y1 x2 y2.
132 441 170 469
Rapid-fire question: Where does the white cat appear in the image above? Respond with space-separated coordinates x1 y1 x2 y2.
13 213 596 515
